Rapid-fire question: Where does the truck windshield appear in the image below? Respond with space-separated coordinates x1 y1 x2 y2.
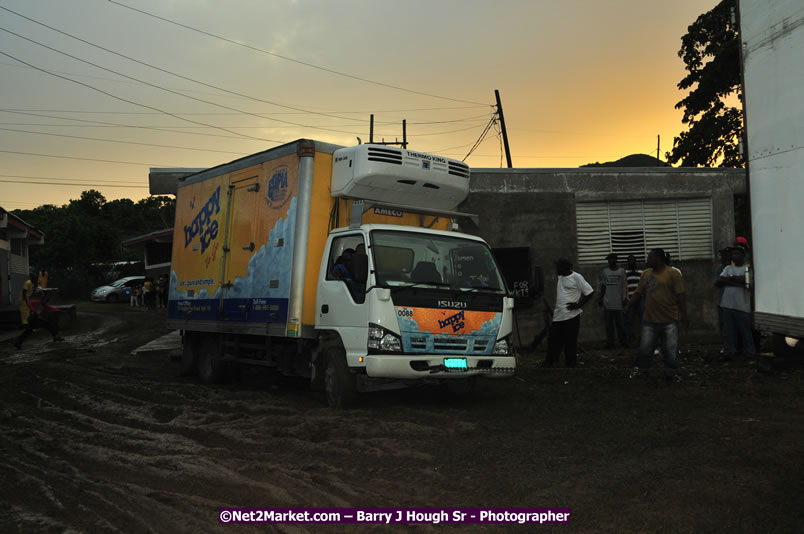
370 230 505 292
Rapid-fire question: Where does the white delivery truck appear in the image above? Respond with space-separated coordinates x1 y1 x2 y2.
739 0 804 367
168 140 515 406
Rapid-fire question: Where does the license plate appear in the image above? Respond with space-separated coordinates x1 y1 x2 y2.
444 357 468 370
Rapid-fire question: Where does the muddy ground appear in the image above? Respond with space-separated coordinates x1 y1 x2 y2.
1 303 802 533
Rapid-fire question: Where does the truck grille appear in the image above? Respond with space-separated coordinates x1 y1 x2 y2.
434 336 468 352
403 334 493 354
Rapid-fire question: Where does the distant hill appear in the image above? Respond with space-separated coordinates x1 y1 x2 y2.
581 154 668 168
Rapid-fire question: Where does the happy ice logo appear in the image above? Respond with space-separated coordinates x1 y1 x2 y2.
266 165 290 209
184 186 221 254
438 310 466 333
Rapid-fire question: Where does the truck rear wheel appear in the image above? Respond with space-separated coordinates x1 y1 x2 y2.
180 333 199 377
310 347 326 392
198 336 225 384
324 348 357 409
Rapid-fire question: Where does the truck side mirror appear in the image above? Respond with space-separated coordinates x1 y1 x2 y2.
352 253 368 283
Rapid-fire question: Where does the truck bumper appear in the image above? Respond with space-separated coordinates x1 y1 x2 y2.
364 355 515 379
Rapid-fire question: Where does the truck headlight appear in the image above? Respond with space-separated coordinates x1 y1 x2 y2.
368 323 402 353
493 337 511 355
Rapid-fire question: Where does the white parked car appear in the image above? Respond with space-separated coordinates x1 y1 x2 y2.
90 276 145 303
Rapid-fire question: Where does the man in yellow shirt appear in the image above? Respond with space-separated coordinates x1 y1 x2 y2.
624 248 688 381
18 273 36 327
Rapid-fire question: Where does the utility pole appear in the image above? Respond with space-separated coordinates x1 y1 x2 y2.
495 89 512 168
657 134 660 166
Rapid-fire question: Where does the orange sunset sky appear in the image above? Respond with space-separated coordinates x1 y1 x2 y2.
1 0 720 211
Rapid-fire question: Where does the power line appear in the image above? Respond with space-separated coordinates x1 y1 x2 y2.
463 116 498 161
0 178 147 188
495 121 504 168
407 123 492 137
0 24 472 136
0 109 265 141
442 153 600 159
106 0 487 106
0 102 488 115
0 127 248 155
0 27 351 138
0 5 369 125
0 173 141 185
431 142 475 153
0 48 283 144
0 58 289 103
0 120 486 131
0 149 176 167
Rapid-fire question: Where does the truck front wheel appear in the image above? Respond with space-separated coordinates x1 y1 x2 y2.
324 347 357 409
444 377 477 396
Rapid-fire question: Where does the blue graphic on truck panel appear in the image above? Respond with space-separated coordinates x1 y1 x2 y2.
169 198 296 324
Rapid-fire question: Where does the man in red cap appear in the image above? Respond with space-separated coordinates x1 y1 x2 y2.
734 237 752 265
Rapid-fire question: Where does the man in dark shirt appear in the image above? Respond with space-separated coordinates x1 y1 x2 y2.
623 255 643 344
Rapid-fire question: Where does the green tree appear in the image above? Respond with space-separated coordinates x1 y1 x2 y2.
13 191 175 269
12 191 175 297
667 0 743 168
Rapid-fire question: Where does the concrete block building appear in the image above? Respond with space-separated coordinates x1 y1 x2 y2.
461 167 746 344
1 206 44 309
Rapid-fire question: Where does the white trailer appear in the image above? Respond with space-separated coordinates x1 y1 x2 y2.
739 0 804 363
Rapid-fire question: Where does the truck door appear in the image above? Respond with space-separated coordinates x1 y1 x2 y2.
222 175 259 320
316 234 369 345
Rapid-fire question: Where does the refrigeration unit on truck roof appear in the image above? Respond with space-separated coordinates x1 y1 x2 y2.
331 145 471 210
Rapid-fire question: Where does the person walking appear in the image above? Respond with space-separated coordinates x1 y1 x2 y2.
15 276 63 349
17 273 37 331
143 277 155 309
130 283 138 307
623 255 643 344
717 247 755 361
598 253 628 349
625 248 688 381
157 275 169 308
542 258 595 368
155 276 164 308
37 267 49 289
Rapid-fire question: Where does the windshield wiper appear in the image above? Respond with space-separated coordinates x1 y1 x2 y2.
391 281 453 292
454 286 502 294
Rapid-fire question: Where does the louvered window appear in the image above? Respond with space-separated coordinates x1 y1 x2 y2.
576 198 713 264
